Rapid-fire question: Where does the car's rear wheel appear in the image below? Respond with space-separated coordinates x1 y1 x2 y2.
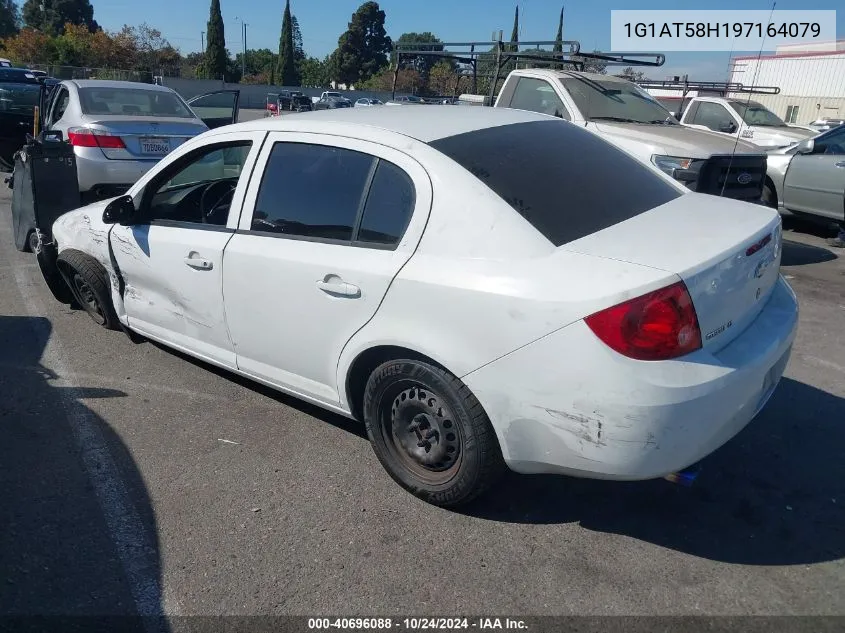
58 250 120 330
363 358 505 507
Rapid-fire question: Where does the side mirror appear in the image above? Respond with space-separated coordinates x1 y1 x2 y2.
102 195 136 225
38 129 63 143
719 121 737 134
795 138 815 155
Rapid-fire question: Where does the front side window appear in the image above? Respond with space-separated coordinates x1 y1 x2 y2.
79 87 193 118
692 102 735 132
814 126 845 155
559 76 676 124
509 77 570 121
143 142 252 226
430 120 682 247
729 100 788 127
251 142 416 247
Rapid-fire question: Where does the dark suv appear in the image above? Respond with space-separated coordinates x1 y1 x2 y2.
279 90 313 112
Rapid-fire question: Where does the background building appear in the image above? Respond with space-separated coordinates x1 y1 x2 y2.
727 40 845 125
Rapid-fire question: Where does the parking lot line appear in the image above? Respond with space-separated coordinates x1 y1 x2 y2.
6 251 168 628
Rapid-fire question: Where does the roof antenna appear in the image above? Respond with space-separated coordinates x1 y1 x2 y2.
721 0 776 197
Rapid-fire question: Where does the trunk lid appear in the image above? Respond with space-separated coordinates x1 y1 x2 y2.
563 193 783 352
80 116 208 160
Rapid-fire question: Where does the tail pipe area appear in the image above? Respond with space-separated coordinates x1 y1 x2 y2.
664 463 702 487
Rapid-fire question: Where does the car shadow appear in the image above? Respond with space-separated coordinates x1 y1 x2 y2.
144 340 844 566
781 239 837 266
147 340 368 440
0 316 168 632
462 377 845 566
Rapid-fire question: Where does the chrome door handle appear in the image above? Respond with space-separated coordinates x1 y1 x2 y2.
835 161 845 168
316 277 360 298
184 255 213 270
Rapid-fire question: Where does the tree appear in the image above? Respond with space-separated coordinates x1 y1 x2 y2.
0 0 20 38
0 28 56 63
552 6 563 69
299 55 331 87
360 66 422 93
291 15 304 63
574 50 607 74
204 0 227 79
617 66 646 81
509 6 519 52
276 0 297 85
21 0 97 35
333 1 392 86
394 32 449 78
427 60 462 96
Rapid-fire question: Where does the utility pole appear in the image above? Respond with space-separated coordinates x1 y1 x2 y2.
201 31 205 51
242 22 248 77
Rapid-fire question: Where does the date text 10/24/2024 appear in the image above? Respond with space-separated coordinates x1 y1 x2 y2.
307 618 528 630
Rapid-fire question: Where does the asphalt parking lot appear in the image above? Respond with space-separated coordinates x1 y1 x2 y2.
1 186 843 621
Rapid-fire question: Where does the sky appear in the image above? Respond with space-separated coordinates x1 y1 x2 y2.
87 0 844 81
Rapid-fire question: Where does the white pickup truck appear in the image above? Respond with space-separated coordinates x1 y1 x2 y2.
492 69 769 203
676 96 815 149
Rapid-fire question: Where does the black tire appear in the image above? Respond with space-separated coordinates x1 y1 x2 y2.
762 183 777 209
363 358 505 507
58 249 120 330
27 230 39 253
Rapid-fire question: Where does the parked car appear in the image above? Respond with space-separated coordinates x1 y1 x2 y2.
763 124 845 224
314 94 353 110
40 80 239 201
0 69 45 170
42 107 797 507
355 98 384 107
808 118 845 133
490 70 769 203
279 90 313 112
678 97 815 149
391 95 426 105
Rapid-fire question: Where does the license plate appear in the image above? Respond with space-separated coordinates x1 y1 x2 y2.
140 137 171 155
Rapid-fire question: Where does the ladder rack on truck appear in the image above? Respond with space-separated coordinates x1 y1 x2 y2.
391 35 665 102
636 78 781 119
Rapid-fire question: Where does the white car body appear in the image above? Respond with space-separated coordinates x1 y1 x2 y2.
680 96 815 149
49 107 798 501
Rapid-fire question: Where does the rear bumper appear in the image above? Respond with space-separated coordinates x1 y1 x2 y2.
463 275 799 480
73 147 156 193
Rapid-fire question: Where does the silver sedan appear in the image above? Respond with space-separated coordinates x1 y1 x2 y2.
42 80 239 202
764 124 845 225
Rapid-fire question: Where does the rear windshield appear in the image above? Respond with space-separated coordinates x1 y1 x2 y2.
79 87 194 118
429 120 682 246
0 83 40 114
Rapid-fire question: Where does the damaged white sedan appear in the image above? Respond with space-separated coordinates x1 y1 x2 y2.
42 106 798 507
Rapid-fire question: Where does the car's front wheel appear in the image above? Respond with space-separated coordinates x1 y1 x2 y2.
363 358 505 507
58 250 120 330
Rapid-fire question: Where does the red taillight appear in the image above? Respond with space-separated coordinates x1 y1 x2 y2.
584 281 702 361
68 127 126 149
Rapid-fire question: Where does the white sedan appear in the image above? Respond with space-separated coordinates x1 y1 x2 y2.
42 106 798 507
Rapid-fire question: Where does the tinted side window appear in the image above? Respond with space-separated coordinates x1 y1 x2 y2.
253 143 375 241
357 161 415 246
509 77 570 121
430 120 682 247
693 102 734 131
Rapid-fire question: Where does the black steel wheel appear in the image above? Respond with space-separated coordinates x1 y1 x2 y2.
363 358 505 507
58 249 120 330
